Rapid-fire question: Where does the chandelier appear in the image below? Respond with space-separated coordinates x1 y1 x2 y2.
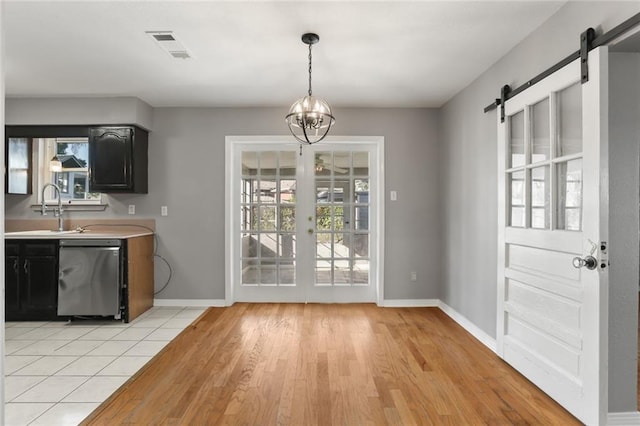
285 33 335 145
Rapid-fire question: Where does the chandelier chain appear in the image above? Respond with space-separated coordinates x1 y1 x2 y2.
308 43 313 96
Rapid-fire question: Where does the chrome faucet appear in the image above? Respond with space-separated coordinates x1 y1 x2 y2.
41 183 64 232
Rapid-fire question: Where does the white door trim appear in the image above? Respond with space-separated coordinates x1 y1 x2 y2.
225 135 385 306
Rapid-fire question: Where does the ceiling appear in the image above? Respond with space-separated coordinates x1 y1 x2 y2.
4 1 567 108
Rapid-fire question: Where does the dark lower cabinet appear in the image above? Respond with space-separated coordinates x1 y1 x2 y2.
5 240 59 321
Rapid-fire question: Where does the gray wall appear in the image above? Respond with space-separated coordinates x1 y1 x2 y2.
439 1 640 415
5 105 441 301
440 0 640 338
608 52 640 413
6 97 153 130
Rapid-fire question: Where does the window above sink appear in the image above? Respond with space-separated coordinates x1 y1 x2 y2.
37 137 103 205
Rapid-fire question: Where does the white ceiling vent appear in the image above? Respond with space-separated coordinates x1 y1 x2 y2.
146 31 192 59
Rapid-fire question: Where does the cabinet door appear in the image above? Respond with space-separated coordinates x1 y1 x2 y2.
89 127 134 191
22 242 59 318
22 255 58 314
5 137 32 194
5 243 21 318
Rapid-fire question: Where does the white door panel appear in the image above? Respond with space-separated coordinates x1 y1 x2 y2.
497 48 608 424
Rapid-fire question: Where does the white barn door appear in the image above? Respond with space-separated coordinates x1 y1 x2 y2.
497 47 608 424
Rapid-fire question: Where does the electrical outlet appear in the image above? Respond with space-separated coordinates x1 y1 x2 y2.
161 206 168 216
410 271 417 282
128 205 135 215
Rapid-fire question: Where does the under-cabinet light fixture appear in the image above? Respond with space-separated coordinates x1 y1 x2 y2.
50 156 62 172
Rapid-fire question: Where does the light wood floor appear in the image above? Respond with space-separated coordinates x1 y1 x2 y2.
82 304 580 425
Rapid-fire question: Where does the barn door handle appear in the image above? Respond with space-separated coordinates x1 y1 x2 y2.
572 255 597 270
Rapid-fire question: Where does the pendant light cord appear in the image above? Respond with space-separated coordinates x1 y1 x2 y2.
308 43 313 96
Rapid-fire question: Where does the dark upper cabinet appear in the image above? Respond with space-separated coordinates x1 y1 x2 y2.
5 137 33 194
89 126 148 193
5 240 59 321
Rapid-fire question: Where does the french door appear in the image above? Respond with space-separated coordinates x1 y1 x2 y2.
497 48 608 424
226 137 382 303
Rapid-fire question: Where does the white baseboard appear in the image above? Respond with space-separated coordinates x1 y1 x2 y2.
153 299 227 307
608 411 640 425
379 299 440 308
437 301 497 354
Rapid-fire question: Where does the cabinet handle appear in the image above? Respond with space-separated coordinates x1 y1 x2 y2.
13 259 18 273
23 259 29 274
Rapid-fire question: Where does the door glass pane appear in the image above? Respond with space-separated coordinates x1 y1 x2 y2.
531 166 550 229
558 83 582 156
259 262 276 285
259 206 276 231
353 152 369 176
531 98 550 163
278 262 295 285
279 151 296 177
315 180 331 202
509 110 525 168
509 170 525 227
354 260 369 285
260 179 277 204
355 205 369 231
241 151 258 175
8 170 28 195
315 259 332 285
7 138 30 194
242 264 258 285
260 151 277 176
9 138 29 168
279 234 296 259
277 179 296 204
316 207 332 231
259 233 278 257
355 179 369 203
315 152 332 176
557 159 582 231
279 206 295 231
242 234 258 285
334 259 350 285
354 233 369 256
241 178 258 204
333 152 351 176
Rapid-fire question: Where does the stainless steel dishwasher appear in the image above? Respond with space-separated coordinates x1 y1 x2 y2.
58 239 122 318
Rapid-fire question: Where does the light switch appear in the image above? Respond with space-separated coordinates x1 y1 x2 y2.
128 205 135 215
161 206 168 216
390 190 397 201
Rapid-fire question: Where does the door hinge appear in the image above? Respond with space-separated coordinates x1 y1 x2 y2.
599 241 608 269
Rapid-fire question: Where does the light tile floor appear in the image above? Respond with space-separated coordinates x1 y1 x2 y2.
4 306 205 426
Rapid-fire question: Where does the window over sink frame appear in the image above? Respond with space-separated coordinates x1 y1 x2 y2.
36 137 104 205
